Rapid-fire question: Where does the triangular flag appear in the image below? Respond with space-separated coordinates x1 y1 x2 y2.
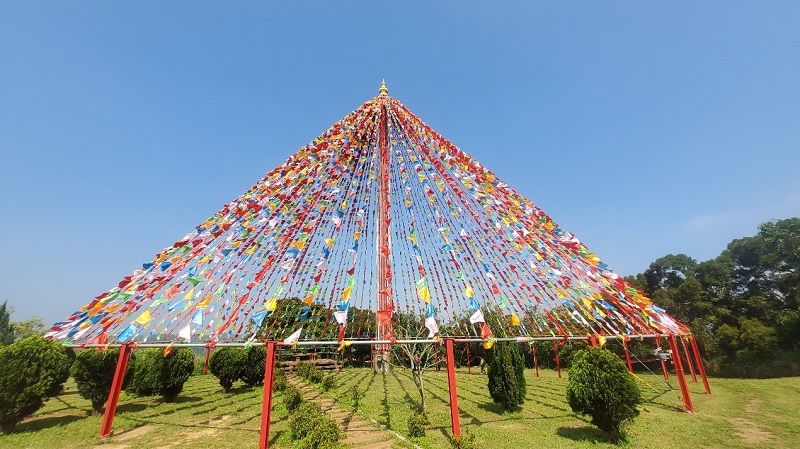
178 324 191 341
135 309 152 325
469 309 485 324
425 317 439 338
283 327 302 345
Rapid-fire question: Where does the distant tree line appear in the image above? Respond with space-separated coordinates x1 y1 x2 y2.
625 218 799 377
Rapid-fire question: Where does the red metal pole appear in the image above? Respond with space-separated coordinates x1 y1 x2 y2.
552 341 561 378
375 101 392 366
680 337 697 383
203 343 212 374
656 336 669 381
99 343 132 437
622 339 633 373
444 339 461 438
531 344 539 377
259 342 277 449
667 335 694 412
690 336 712 395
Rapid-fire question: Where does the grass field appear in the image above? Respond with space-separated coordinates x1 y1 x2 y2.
0 368 798 448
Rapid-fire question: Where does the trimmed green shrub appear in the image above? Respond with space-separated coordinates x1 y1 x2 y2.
350 385 363 410
295 360 313 378
240 346 266 387
71 348 136 414
289 402 340 448
128 348 194 401
308 367 324 384
321 373 336 391
407 412 428 437
486 342 527 411
449 430 477 449
282 383 303 413
0 336 71 433
209 347 246 393
566 348 642 443
273 367 287 391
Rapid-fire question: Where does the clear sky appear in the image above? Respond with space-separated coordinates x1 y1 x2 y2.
1 2 799 324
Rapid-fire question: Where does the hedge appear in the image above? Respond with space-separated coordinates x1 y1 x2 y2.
71 348 136 414
128 348 194 401
0 336 71 433
209 347 246 393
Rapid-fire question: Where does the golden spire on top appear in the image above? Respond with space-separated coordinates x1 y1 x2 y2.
378 79 389 96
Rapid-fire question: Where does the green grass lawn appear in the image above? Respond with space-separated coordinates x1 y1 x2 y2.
0 368 798 448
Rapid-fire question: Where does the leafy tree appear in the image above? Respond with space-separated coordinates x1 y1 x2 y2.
0 302 12 346
10 318 45 341
643 254 697 295
128 348 194 401
71 348 136 414
390 311 436 411
240 346 266 387
209 347 245 392
0 336 71 433
486 342 526 411
566 348 641 443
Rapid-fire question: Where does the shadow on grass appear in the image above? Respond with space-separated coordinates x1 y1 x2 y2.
556 425 613 444
117 403 149 413
14 414 87 433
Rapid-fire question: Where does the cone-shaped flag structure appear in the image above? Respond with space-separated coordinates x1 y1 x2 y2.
48 83 688 345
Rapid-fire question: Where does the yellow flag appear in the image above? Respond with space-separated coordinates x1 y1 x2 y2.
135 309 152 325
196 294 212 309
510 314 521 326
342 286 353 301
598 335 607 348
418 286 431 303
464 285 474 298
184 288 195 300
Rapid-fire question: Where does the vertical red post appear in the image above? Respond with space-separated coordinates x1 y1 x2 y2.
622 339 633 373
202 343 212 374
99 343 132 437
667 335 694 412
552 341 561 378
656 336 669 381
680 337 697 383
531 344 540 377
375 102 392 367
259 342 277 449
690 336 712 395
444 339 461 438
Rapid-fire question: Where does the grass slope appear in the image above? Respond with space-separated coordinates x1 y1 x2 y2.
0 369 797 448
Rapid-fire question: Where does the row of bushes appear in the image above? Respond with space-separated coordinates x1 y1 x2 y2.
295 361 336 391
280 371 341 448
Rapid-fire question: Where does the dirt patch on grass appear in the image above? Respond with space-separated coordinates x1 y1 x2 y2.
730 418 775 446
114 425 153 441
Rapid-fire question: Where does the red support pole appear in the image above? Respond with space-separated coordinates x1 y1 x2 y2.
99 343 132 437
667 335 694 413
552 341 561 378
202 343 212 374
680 337 697 383
656 336 669 381
531 344 539 377
444 339 461 439
258 342 277 449
622 339 633 373
690 336 712 395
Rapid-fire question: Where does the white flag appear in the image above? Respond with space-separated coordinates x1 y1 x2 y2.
334 310 348 325
178 324 191 342
425 317 439 338
469 309 485 324
283 327 303 345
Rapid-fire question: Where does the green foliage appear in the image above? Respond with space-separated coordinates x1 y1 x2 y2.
321 373 336 391
628 218 800 377
209 347 245 392
71 348 136 414
240 346 266 387
282 383 303 413
289 402 340 449
9 318 46 341
295 361 313 378
128 348 194 401
449 430 477 449
566 349 641 443
350 385 363 410
0 302 12 346
486 342 526 411
0 336 70 433
274 366 288 391
407 412 428 437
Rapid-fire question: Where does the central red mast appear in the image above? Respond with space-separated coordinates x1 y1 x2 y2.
376 80 393 370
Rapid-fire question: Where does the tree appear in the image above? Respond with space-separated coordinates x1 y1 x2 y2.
566 348 641 443
643 254 697 295
0 302 12 346
71 348 136 414
128 348 194 401
390 311 436 412
10 318 46 341
0 337 71 433
209 347 246 392
486 342 526 411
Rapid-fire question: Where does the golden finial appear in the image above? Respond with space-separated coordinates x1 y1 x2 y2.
378 79 389 96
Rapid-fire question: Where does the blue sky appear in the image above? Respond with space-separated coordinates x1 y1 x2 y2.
1 2 799 324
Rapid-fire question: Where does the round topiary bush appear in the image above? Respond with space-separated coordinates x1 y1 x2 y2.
486 342 527 411
321 373 336 391
128 348 194 401
566 348 642 443
71 348 136 415
273 366 288 391
209 347 246 393
240 346 266 387
289 402 340 448
407 412 428 437
0 336 71 433
282 383 303 413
